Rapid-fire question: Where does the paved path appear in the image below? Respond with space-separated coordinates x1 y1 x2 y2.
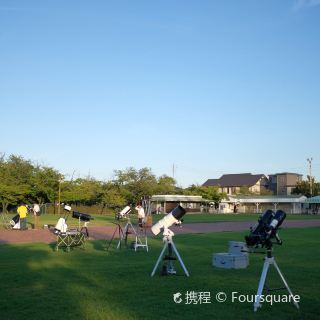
1 220 320 245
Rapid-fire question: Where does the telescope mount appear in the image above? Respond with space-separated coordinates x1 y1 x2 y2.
151 227 189 277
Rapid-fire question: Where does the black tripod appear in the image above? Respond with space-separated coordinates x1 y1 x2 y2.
106 222 124 251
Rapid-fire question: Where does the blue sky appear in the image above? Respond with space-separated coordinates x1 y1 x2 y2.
1 0 320 186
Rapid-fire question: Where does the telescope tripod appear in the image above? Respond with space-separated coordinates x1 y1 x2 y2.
106 222 125 251
116 218 139 249
107 218 148 251
151 228 189 277
254 249 299 312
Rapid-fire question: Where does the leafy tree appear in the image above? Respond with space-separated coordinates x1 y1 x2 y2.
156 175 176 194
259 187 274 196
98 182 126 213
0 155 32 212
183 184 226 207
238 185 273 196
61 178 102 205
1 154 243 215
113 167 158 203
6 154 34 185
292 176 319 197
30 166 61 205
238 186 252 195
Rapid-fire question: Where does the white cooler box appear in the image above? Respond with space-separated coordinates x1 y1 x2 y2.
213 253 249 269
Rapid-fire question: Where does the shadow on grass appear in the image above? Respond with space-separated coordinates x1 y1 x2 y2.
0 228 319 320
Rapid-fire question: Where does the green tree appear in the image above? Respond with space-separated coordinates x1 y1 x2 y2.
98 182 126 213
238 186 252 195
156 175 176 194
0 154 64 213
183 184 226 207
113 167 158 203
292 176 320 197
30 166 61 205
61 178 102 205
0 154 33 212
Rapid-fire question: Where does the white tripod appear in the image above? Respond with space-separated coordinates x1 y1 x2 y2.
151 227 189 277
254 249 300 312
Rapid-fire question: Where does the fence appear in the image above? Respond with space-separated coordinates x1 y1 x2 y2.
3 203 115 216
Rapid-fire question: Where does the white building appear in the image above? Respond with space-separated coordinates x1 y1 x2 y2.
150 195 205 213
219 195 307 214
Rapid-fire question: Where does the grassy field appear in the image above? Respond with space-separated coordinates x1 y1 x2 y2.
0 227 319 320
3 212 320 230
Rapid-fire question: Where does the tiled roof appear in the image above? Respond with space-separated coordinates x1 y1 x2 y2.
269 172 302 176
203 173 266 187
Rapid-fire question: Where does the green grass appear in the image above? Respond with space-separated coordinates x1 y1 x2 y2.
181 213 320 223
3 212 320 230
0 227 319 320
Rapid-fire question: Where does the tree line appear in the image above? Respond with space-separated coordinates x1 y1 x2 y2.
0 154 225 213
2 154 315 214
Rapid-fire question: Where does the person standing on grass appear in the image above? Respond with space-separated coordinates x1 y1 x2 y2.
33 203 41 229
17 201 28 230
135 203 145 230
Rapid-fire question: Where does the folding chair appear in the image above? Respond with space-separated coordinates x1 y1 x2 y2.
55 229 87 252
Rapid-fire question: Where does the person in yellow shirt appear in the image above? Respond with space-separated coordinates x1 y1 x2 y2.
17 201 28 230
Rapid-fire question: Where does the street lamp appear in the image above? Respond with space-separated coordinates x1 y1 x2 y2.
307 158 313 196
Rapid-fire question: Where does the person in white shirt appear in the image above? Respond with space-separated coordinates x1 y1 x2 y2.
33 203 41 229
135 203 145 229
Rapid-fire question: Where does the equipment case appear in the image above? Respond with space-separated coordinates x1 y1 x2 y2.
213 253 249 269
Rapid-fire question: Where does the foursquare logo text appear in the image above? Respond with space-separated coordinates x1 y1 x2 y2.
173 291 300 305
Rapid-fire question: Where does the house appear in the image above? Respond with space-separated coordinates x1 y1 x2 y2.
202 173 268 195
268 172 302 195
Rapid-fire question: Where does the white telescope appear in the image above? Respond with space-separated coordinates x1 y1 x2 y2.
118 205 131 218
150 205 189 277
151 205 186 236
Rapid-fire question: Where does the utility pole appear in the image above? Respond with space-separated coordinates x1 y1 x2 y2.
172 163 175 180
57 174 65 215
172 163 178 185
58 176 62 215
307 158 313 196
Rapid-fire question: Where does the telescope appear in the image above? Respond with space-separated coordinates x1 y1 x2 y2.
115 205 132 220
150 205 189 277
72 211 93 222
63 205 94 221
151 205 186 236
245 209 286 249
64 205 72 212
244 209 300 312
